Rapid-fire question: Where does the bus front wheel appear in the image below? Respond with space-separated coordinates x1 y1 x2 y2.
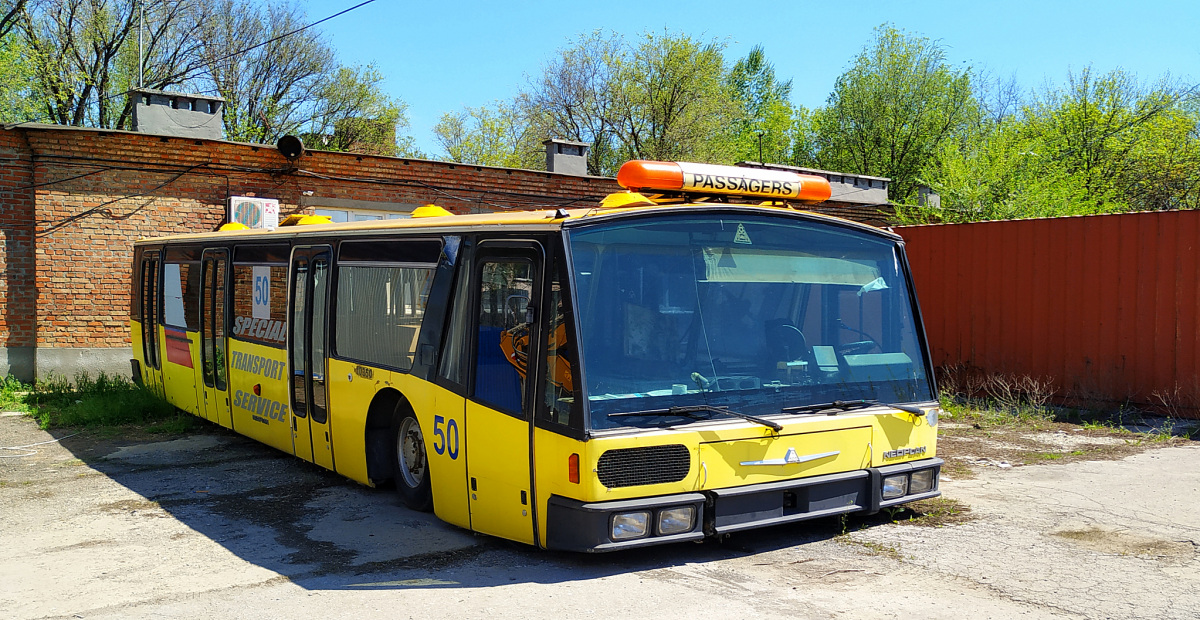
392 411 433 512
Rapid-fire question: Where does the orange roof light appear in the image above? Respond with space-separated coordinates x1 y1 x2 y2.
616 160 832 204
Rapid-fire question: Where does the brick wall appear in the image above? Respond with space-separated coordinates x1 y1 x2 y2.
0 130 36 350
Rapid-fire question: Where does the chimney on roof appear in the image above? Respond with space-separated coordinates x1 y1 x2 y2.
131 88 225 140
543 138 589 176
918 185 941 210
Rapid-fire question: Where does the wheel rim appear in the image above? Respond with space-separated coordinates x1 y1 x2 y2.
396 417 426 489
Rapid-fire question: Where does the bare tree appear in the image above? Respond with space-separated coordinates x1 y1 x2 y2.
1 0 27 38
519 31 622 175
194 0 334 144
18 0 207 128
13 0 413 154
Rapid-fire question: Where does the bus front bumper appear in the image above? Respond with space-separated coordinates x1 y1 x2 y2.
546 458 942 552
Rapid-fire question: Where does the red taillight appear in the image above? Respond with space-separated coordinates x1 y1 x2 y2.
568 453 580 484
252 383 261 396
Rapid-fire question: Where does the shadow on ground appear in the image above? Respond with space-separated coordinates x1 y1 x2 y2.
37 424 905 593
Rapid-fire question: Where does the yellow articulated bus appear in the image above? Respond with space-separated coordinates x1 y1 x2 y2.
131 160 941 552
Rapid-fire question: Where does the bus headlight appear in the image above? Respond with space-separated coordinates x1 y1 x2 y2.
882 474 909 499
928 408 939 427
657 506 696 535
611 511 650 540
910 469 935 494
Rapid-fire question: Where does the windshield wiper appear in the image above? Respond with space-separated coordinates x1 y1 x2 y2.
782 399 925 416
608 405 783 432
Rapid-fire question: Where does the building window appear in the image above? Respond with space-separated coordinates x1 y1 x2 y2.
315 208 410 222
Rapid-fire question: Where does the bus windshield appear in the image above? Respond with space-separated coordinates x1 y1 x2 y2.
567 213 934 430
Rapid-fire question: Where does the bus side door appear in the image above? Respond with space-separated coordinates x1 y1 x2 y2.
199 249 233 428
464 242 543 545
288 246 335 470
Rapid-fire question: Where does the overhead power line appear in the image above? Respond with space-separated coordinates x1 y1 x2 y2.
196 0 378 76
97 0 379 106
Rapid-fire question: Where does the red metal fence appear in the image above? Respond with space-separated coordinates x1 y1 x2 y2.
897 210 1200 417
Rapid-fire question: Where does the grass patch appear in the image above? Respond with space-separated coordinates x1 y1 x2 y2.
0 375 32 413
101 499 162 513
3 372 184 432
835 535 904 559
881 497 974 527
939 458 977 480
938 399 1056 431
146 414 199 435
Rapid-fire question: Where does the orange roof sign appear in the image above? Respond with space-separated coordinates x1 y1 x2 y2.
616 160 832 204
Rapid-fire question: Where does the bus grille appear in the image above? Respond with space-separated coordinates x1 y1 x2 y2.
597 445 691 488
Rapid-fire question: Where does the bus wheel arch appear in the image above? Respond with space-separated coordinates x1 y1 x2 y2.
364 388 404 485
363 388 433 512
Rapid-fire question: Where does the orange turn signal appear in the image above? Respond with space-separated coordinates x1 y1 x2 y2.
568 453 580 484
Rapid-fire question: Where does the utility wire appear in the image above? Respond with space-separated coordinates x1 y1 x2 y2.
36 163 210 236
181 0 377 81
95 0 379 107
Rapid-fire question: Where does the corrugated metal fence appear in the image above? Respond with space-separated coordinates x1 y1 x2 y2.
897 210 1200 417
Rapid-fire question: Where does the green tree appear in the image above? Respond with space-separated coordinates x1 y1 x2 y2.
303 64 415 157
433 101 541 168
1123 105 1200 210
917 66 1200 223
195 0 417 152
195 0 334 143
0 31 42 123
610 31 738 164
726 45 795 164
913 120 1089 223
806 24 977 202
1027 67 1196 211
449 31 747 174
10 0 416 154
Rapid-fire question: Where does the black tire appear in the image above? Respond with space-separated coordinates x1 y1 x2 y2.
391 409 433 512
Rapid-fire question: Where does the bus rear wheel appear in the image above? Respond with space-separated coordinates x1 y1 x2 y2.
392 411 433 512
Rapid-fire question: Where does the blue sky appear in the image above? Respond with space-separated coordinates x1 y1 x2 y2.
307 0 1200 156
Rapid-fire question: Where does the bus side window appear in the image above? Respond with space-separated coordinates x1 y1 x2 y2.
230 253 289 348
473 259 533 414
542 275 577 428
438 255 473 388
